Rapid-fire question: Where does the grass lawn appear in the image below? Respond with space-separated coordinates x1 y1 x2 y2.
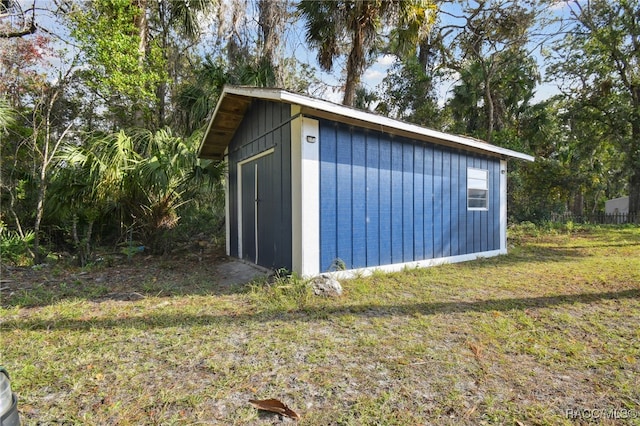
1 226 640 425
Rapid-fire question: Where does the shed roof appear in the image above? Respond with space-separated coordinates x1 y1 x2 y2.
199 85 535 162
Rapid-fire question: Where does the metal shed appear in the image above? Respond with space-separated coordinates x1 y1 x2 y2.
199 86 534 277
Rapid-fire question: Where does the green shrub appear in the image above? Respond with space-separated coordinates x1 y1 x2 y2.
0 226 35 265
247 269 313 312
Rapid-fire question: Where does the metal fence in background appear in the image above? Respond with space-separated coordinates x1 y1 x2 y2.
551 212 640 224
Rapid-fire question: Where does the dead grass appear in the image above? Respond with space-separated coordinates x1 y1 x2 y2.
1 225 640 425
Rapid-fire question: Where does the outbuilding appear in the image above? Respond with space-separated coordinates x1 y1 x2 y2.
199 86 534 278
604 196 629 215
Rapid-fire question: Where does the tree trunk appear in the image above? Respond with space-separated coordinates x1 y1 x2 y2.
484 82 494 144
155 0 168 129
629 117 640 215
72 214 79 247
32 93 72 263
133 0 148 127
259 0 285 75
85 220 94 258
32 93 49 264
571 191 584 217
343 27 363 107
629 171 640 215
8 190 26 240
32 168 47 263
482 61 496 144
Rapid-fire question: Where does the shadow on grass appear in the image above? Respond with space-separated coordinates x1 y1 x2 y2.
436 246 591 272
0 259 269 308
3 288 639 332
557 242 640 249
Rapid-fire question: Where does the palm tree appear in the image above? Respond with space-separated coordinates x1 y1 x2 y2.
0 96 14 131
447 62 484 136
298 0 436 107
446 49 539 140
53 127 225 256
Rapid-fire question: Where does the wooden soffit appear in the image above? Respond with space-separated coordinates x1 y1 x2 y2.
198 93 252 160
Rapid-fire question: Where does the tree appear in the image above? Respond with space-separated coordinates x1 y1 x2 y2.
66 0 167 128
30 71 78 262
0 31 80 262
66 0 215 130
0 0 36 38
0 97 14 130
52 127 224 258
376 16 444 127
445 48 538 138
377 55 443 127
439 0 543 143
506 96 626 221
151 0 216 128
258 0 290 86
299 0 436 107
2 0 232 263
548 0 640 215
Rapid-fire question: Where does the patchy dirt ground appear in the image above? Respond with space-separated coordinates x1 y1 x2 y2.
1 247 270 307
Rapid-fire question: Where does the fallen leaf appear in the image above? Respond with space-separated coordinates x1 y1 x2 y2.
249 398 300 420
463 404 477 419
468 341 483 360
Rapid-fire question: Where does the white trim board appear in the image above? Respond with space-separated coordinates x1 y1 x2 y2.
291 114 320 276
499 160 507 253
291 112 302 273
300 118 320 276
224 148 230 256
323 250 506 280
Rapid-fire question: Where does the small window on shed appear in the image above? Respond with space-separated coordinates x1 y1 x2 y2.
467 168 489 210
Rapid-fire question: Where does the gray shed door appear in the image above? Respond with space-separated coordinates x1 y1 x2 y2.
239 150 277 268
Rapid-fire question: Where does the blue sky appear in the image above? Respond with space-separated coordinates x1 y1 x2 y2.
286 0 572 106
12 0 572 107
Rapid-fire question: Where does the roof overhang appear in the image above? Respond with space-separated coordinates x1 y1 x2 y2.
198 86 535 162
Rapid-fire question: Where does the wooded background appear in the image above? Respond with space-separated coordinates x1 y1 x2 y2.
1 0 638 265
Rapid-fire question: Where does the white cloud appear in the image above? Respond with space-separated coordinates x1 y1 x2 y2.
376 54 397 66
549 1 570 11
324 88 344 104
436 71 461 107
363 69 385 80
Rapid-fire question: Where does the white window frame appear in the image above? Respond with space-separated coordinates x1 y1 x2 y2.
467 167 489 211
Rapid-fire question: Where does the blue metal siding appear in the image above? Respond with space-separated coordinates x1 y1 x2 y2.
433 149 443 259
378 138 392 266
318 119 502 272
352 131 367 268
336 125 353 268
423 146 434 260
319 124 338 272
442 150 452 257
366 133 380 267
450 151 460 256
466 156 476 253
391 140 404 263
402 141 414 262
474 158 483 253
457 154 467 256
413 145 424 260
